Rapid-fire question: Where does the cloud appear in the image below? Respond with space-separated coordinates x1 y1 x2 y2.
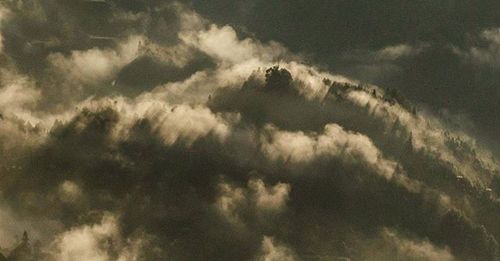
215 178 290 225
181 24 287 65
376 44 427 60
48 214 119 261
0 1 498 260
0 69 40 119
260 123 397 179
0 5 8 53
357 228 455 261
58 181 83 204
47 35 143 85
454 27 500 68
47 213 156 261
248 178 290 211
190 0 500 149
335 43 429 84
258 236 295 261
0 199 62 251
146 103 234 146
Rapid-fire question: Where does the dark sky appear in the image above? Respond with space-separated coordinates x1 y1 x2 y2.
0 1 499 260
192 0 500 149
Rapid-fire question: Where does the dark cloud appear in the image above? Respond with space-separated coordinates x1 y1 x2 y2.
191 0 500 150
0 1 499 260
191 0 500 53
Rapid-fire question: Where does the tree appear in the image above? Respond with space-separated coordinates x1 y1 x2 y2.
21 232 28 245
264 66 293 93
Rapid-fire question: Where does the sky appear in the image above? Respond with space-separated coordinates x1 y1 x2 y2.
0 1 499 260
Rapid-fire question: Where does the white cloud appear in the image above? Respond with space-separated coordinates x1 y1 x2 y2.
454 27 500 67
0 70 40 120
181 24 287 65
0 69 48 151
260 127 317 163
58 181 82 204
215 182 247 225
47 213 152 261
47 35 143 85
376 43 426 60
287 61 355 100
215 178 291 225
261 124 397 179
48 214 119 261
248 178 290 212
148 104 233 146
372 228 455 261
72 97 237 147
259 236 295 261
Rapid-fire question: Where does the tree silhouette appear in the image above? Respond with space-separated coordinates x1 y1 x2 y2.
21 232 28 246
264 66 293 93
